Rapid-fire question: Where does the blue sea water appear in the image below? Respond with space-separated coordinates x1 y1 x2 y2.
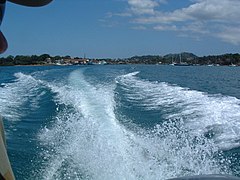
0 65 240 179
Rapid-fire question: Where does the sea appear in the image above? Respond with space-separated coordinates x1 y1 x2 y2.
0 64 240 180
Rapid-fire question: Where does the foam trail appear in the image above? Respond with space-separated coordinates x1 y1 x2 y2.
39 70 139 179
117 72 240 150
0 72 46 121
37 70 227 180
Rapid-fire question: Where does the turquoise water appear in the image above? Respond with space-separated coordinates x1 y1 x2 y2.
0 65 240 179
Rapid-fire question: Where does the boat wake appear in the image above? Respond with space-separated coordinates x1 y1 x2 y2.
36 70 232 179
117 72 240 151
0 72 46 121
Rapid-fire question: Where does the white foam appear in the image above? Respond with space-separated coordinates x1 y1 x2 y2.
37 70 227 180
0 72 45 121
117 72 240 150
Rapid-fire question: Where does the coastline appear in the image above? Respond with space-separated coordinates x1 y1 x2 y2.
1 52 240 66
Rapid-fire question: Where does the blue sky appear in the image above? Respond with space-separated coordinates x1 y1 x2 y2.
1 0 240 58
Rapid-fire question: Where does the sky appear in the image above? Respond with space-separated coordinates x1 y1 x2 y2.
1 0 240 58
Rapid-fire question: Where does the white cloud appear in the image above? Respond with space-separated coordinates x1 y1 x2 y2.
154 25 177 31
126 0 168 15
216 27 240 45
134 0 240 24
105 0 240 45
181 22 209 34
124 0 240 45
183 0 240 22
127 0 159 15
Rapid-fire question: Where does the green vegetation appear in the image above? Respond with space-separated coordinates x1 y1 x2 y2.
0 54 72 66
120 52 240 65
0 52 240 66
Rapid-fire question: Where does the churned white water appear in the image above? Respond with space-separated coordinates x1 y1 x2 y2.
37 70 230 180
117 72 240 150
0 72 45 121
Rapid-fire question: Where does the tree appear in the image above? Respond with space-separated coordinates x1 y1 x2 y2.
38 54 51 62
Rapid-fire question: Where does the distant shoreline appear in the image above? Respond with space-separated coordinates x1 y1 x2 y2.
14 64 53 67
1 52 239 66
